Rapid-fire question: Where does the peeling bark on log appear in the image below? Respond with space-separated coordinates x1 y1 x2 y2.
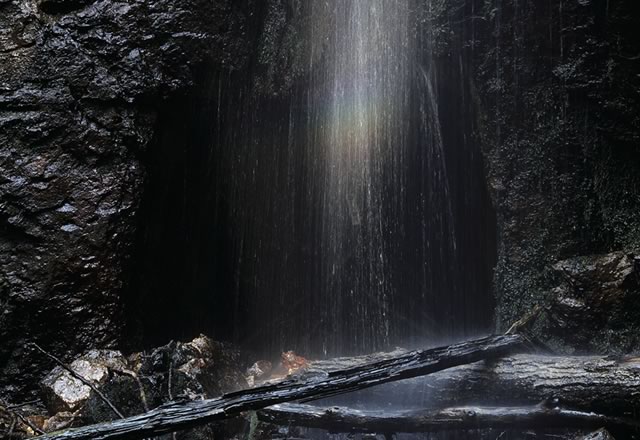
257 403 640 436
309 354 640 417
33 335 525 440
580 429 616 440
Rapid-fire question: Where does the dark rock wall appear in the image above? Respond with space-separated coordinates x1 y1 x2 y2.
0 0 249 400
446 0 640 349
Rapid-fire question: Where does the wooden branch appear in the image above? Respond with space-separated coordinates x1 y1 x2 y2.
7 415 17 438
31 343 124 420
33 334 526 440
6 400 41 410
505 304 543 335
257 403 640 435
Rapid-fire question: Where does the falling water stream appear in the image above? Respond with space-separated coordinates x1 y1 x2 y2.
137 0 495 406
135 0 498 436
315 0 412 354
206 0 493 360
189 0 496 360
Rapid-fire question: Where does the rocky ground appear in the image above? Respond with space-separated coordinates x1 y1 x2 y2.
0 334 626 439
0 335 250 439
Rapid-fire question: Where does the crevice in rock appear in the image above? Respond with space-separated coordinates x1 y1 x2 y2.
37 0 94 16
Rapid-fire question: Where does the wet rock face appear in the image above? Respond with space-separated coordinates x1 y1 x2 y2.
440 0 640 351
0 0 249 400
424 0 639 353
539 252 640 354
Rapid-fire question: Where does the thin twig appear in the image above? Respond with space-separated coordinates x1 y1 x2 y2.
2 398 44 435
31 343 124 419
7 399 41 410
506 304 543 335
167 360 177 440
167 360 174 401
7 414 17 438
14 410 45 435
112 364 157 440
112 368 149 413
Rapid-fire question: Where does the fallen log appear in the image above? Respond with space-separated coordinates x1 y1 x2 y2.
257 403 640 436
307 353 640 417
34 334 526 440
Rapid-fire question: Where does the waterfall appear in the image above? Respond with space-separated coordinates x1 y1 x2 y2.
133 0 496 362
201 0 479 358
133 0 499 360
314 1 412 354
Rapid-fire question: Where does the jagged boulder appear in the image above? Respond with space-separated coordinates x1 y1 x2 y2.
82 335 248 439
38 334 248 438
538 252 640 353
132 334 249 401
246 360 273 387
40 349 127 414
